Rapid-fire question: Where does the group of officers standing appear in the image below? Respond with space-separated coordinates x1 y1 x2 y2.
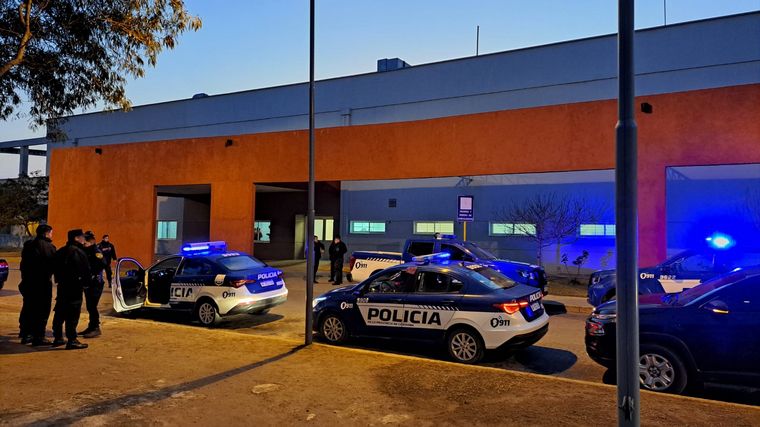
18 225 117 350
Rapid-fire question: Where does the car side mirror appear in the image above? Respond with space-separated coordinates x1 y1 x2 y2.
703 299 730 315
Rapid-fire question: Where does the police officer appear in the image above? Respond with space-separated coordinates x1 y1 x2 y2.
328 235 348 285
313 235 325 283
51 229 90 350
80 231 106 338
97 234 117 287
18 224 56 346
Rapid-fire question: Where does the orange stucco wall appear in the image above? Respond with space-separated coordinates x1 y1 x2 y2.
48 84 760 266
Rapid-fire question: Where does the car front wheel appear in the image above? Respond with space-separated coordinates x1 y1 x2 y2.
639 344 688 394
447 327 484 364
320 313 348 344
195 300 220 327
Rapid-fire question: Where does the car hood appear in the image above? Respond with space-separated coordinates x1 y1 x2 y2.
594 293 673 315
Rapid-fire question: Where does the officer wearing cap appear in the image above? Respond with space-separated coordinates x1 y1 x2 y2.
18 224 56 346
51 229 91 349
80 231 106 338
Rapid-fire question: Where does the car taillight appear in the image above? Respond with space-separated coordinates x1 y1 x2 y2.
349 256 356 270
586 320 605 336
230 279 256 288
494 300 529 315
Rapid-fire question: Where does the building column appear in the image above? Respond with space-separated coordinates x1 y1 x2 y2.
210 181 255 253
638 162 667 266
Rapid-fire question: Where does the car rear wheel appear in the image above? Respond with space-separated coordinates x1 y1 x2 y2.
320 313 348 344
639 344 688 394
195 300 220 327
447 327 484 364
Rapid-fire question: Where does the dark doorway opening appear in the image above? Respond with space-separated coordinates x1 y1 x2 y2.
254 182 340 261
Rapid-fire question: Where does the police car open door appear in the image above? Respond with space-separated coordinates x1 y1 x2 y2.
112 258 147 312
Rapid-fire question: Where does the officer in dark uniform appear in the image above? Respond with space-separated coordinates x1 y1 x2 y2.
52 229 90 350
18 224 56 346
328 235 348 285
97 234 117 287
80 231 106 338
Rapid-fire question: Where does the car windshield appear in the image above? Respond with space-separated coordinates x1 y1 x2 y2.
217 255 266 271
469 266 516 289
461 242 497 260
674 270 746 305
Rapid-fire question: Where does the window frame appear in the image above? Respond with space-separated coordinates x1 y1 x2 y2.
413 221 455 235
156 220 178 240
349 220 387 235
488 222 536 236
579 223 616 237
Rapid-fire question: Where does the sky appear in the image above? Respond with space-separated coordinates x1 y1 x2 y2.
1 0 759 177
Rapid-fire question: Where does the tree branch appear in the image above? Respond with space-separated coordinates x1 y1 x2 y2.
0 0 35 78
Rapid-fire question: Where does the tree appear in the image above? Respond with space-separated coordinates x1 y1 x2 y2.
497 192 604 266
0 0 201 127
0 172 48 236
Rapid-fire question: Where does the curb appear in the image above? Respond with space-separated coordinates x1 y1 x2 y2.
544 300 593 315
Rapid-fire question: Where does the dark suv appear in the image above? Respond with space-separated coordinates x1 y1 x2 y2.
585 266 760 394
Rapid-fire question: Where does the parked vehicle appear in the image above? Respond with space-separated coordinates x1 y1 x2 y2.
587 234 760 306
113 241 288 326
315 253 549 364
349 235 547 293
585 266 760 394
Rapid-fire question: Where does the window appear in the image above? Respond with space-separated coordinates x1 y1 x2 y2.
580 224 615 237
417 272 463 293
157 221 178 240
254 221 271 243
314 218 334 241
350 221 386 234
407 241 435 257
489 222 536 236
414 221 454 235
677 253 715 273
150 256 182 274
218 255 266 271
441 244 473 261
714 278 760 313
366 270 417 293
178 258 218 276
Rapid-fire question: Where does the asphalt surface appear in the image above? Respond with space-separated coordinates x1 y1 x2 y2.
1 262 758 406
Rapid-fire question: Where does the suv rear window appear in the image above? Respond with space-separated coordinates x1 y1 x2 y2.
218 255 265 271
407 241 435 256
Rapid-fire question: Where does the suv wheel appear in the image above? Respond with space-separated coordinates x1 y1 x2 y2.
639 344 688 394
447 327 484 364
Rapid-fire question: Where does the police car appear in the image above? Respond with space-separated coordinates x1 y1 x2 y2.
587 233 760 307
312 253 549 364
112 241 288 326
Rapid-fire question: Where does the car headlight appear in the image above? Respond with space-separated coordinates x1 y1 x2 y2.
312 296 327 308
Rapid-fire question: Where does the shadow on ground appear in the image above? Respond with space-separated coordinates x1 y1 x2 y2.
106 308 284 330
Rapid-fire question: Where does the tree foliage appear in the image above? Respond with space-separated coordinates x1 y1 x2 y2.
0 0 201 127
0 172 48 235
498 192 604 266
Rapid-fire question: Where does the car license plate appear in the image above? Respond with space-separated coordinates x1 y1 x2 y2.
260 279 275 287
530 302 542 311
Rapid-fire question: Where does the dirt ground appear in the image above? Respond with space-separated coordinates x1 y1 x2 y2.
2 302 759 425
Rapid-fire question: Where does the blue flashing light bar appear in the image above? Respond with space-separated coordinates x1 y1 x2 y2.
412 252 452 265
705 233 735 250
181 241 227 255
435 234 457 240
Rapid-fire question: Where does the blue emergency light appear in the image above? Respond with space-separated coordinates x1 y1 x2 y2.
412 252 451 265
705 233 735 250
181 241 227 255
435 234 457 240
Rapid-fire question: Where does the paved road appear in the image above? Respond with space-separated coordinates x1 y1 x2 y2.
1 263 757 405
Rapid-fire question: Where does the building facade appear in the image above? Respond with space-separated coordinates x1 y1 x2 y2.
42 13 760 267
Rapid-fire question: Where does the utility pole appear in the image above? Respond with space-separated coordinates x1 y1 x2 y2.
19 146 29 177
615 0 640 425
476 25 480 56
305 0 316 346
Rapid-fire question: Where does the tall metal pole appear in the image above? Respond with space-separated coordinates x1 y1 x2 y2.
305 0 316 346
476 25 480 56
19 145 29 177
615 0 640 425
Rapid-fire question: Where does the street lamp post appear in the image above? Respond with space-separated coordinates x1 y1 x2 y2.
305 0 316 346
615 0 640 425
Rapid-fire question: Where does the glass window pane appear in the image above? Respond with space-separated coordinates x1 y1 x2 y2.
514 224 535 235
325 219 334 239
314 219 324 240
369 222 385 233
436 222 454 234
605 224 616 236
254 221 271 242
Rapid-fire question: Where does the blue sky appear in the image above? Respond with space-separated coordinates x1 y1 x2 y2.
1 0 759 177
